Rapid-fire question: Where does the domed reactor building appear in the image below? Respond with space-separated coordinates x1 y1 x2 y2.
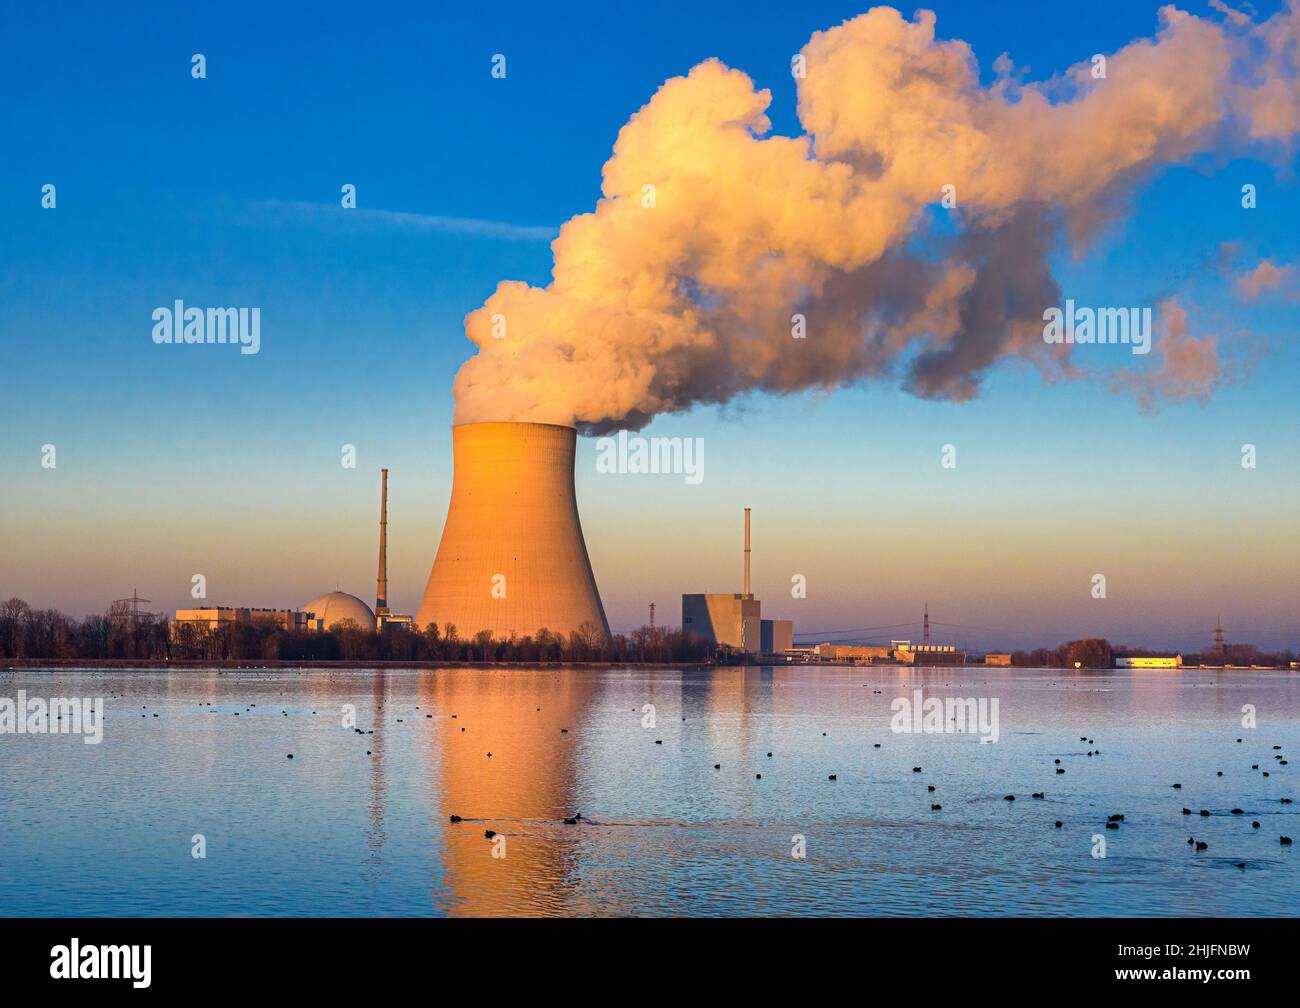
303 590 376 632
416 422 610 641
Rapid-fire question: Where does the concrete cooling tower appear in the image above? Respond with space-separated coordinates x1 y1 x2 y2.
416 422 610 642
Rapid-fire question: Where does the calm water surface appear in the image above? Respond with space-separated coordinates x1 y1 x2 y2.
2 665 1297 916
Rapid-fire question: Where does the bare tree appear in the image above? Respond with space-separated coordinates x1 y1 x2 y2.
0 597 32 658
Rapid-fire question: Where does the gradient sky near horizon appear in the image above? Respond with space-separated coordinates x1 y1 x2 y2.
1 0 1297 651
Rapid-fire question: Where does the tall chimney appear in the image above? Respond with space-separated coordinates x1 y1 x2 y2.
416 422 610 640
743 506 751 599
376 468 389 616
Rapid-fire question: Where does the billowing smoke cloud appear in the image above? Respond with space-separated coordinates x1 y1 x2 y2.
454 3 1300 432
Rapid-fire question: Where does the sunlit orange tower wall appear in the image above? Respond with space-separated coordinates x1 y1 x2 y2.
416 422 610 640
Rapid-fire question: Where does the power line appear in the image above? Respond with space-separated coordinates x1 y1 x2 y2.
793 621 921 638
928 620 1022 635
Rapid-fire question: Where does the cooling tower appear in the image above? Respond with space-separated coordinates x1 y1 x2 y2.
416 422 610 641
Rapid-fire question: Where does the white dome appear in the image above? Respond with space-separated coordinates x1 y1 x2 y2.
304 591 375 632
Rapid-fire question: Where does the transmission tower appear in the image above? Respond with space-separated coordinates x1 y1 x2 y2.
112 588 153 628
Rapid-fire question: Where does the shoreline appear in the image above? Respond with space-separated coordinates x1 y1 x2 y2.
0 658 714 671
1 659 1293 672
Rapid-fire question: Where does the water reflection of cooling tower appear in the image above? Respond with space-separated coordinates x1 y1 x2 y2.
416 422 610 640
422 670 602 916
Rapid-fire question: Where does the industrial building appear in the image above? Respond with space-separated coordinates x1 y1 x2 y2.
803 640 966 665
172 599 374 636
172 607 312 634
416 422 610 641
1115 655 1183 668
891 641 966 666
761 618 793 657
813 643 891 663
682 593 760 651
681 507 796 658
984 652 1013 666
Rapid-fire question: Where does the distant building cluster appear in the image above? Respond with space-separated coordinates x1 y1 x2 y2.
149 468 1274 672
680 508 795 660
681 592 793 659
171 469 412 640
793 641 966 665
172 591 414 639
672 511 1235 670
810 644 890 663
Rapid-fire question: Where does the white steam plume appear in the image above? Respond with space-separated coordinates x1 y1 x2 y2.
454 3 1300 432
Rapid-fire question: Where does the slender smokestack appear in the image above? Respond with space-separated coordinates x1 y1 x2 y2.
743 506 751 599
416 422 609 640
376 468 389 616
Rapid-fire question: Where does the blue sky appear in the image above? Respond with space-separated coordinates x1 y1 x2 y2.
0 1 1296 650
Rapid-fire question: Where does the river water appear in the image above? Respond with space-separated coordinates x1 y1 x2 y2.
1 665 1297 916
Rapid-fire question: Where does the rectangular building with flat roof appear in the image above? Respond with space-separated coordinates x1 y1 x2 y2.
1116 655 1183 668
760 619 793 657
893 642 966 666
172 607 311 635
682 593 761 653
814 643 891 663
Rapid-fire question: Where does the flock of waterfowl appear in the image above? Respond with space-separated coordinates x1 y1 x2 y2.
436 697 1296 861
96 685 1296 861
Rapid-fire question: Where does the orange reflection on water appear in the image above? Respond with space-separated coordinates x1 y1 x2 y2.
419 669 602 916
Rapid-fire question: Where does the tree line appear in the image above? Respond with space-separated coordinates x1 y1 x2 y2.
1008 638 1296 668
0 597 708 663
3 600 1292 667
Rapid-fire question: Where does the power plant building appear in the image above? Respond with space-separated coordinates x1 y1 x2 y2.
682 593 761 652
172 607 312 633
893 642 965 666
682 507 795 658
178 471 405 639
813 643 891 663
303 591 376 632
416 422 610 641
761 618 793 657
